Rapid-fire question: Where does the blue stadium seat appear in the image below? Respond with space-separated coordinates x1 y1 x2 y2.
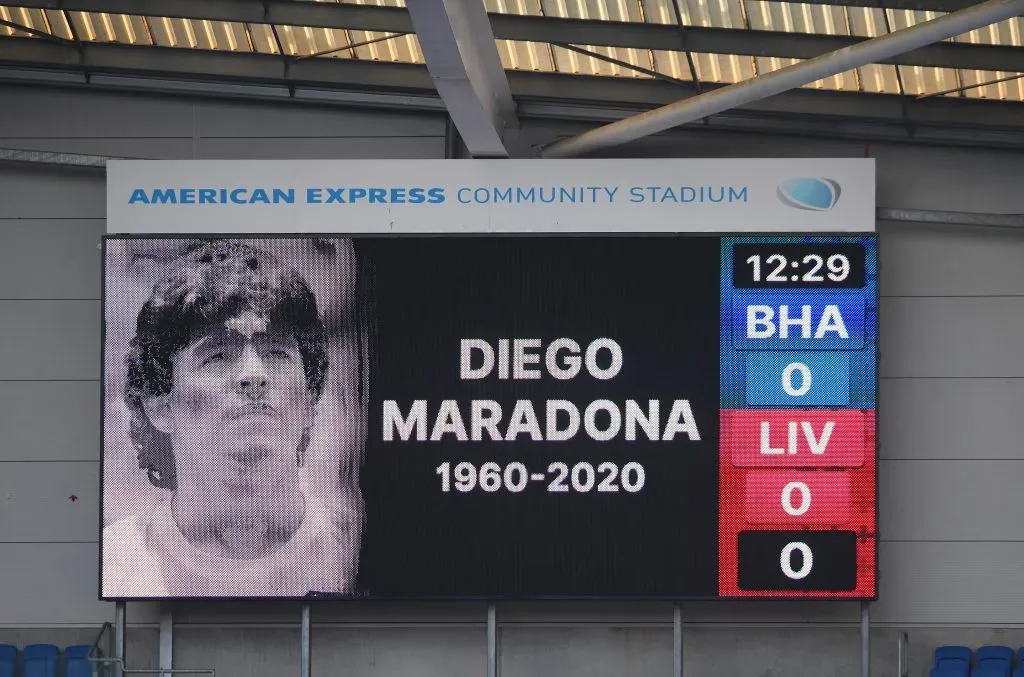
64 644 93 677
979 647 1015 664
0 645 16 677
973 667 1010 677
935 645 974 677
978 646 1014 677
934 665 970 677
22 644 58 677
938 647 975 664
934 664 971 677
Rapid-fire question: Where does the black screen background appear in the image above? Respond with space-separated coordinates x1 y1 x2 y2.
356 237 721 598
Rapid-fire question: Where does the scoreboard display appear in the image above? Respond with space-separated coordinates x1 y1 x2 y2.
102 159 877 602
102 232 876 601
719 237 877 598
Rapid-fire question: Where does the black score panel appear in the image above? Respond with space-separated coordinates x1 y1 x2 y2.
733 243 866 289
737 531 858 592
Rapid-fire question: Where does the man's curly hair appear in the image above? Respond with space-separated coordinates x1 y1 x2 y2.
123 239 328 490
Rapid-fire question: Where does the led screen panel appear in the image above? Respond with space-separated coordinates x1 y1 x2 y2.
101 232 877 600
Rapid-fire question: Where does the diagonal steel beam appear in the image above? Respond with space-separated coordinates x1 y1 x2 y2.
406 0 515 157
541 0 1024 158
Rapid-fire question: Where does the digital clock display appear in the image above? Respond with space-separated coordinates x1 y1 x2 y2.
733 243 866 288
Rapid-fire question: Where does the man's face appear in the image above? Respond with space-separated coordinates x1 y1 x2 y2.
145 310 314 496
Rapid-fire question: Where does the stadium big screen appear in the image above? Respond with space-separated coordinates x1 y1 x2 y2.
101 160 877 601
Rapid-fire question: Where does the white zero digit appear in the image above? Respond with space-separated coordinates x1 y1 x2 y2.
782 362 812 397
781 481 811 516
479 462 502 492
571 462 596 492
620 462 646 493
780 541 813 580
504 462 528 493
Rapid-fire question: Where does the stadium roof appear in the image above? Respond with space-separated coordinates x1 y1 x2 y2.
1 0 1023 155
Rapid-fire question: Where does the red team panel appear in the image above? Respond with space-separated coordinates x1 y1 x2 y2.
744 471 850 525
724 409 865 468
719 409 876 597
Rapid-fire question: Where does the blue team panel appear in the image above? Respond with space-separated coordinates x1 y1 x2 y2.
745 352 850 406
720 315 876 409
720 236 878 410
731 293 865 350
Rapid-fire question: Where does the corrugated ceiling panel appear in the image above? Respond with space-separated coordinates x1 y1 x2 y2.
276 24 339 56
1 0 1022 101
900 64 960 96
651 49 696 80
859 64 902 93
269 23 422 61
958 16 1024 99
0 5 42 36
748 0 849 36
540 0 645 22
844 6 886 37
746 1 859 91
139 16 195 48
488 0 542 16
959 69 1024 99
697 53 755 83
246 23 280 54
675 0 745 29
640 0 682 24
551 43 652 76
959 15 1023 47
486 0 656 76
496 39 555 71
347 30 422 61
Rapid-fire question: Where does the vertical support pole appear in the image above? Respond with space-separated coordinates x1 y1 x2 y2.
301 603 312 677
898 631 909 677
861 602 871 677
114 602 126 677
673 604 683 677
487 604 498 677
159 604 173 677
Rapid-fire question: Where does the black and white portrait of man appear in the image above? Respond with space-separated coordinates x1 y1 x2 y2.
102 238 369 598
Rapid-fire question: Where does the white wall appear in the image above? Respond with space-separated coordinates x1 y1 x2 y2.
3 83 1024 677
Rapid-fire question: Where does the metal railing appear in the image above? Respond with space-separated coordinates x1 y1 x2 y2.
88 658 215 677
85 618 215 677
86 622 114 677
